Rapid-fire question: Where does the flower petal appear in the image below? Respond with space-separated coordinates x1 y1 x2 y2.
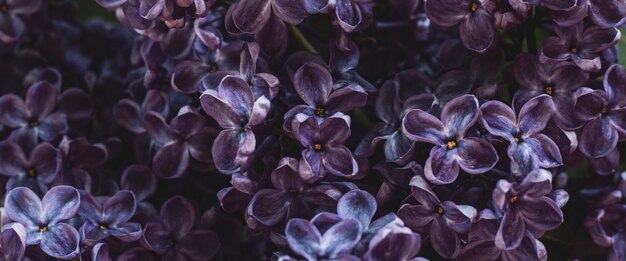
337 189 376 229
143 112 176 145
5 187 41 227
480 100 517 140
293 62 333 107
121 164 156 201
495 207 525 250
518 95 555 136
0 94 27 127
322 146 358 177
321 219 362 257
152 141 190 179
441 95 480 137
430 217 461 258
425 147 459 184
25 81 57 120
285 219 322 260
425 0 470 27
40 223 79 259
248 189 288 226
0 141 28 176
459 9 495 52
177 229 220 260
103 191 137 226
42 185 80 224
579 117 618 158
402 109 444 144
160 196 195 240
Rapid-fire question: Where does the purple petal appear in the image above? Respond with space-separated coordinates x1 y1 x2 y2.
579 117 618 158
322 146 358 177
293 62 333 107
0 141 27 176
539 37 569 64
25 81 56 120
441 95 480 137
402 109 444 144
0 94 27 127
442 201 477 233
325 84 367 115
1 223 26 260
459 10 495 52
604 64 626 107
425 0 470 27
425 147 460 184
58 88 93 121
574 89 608 121
430 217 461 258
5 187 41 227
518 95 555 136
96 0 127 8
142 222 170 254
161 196 195 240
580 26 620 53
171 60 209 94
589 0 626 27
320 115 351 145
0 13 24 43
285 219 322 260
103 191 137 226
409 175 441 207
273 0 308 24
121 164 156 201
249 96 271 126
42 185 80 224
230 0 271 33
37 113 67 141
299 149 325 182
337 189 376 229
218 76 256 119
143 112 176 145
456 137 498 174
108 222 142 242
248 189 288 226
200 89 246 129
40 223 79 259
152 141 190 179
271 157 304 191
92 243 110 261
212 129 248 174
170 112 205 136
78 190 102 224
480 100 517 140
495 207 525 250
335 0 363 32
321 219 362 257
383 131 415 164
113 99 145 134
518 197 563 233
397 204 436 231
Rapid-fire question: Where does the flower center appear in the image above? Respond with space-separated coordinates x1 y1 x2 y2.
510 196 518 204
544 86 553 95
29 119 39 127
470 2 478 12
446 140 457 150
513 136 521 144
600 107 607 114
437 206 444 215
99 224 107 230
209 63 218 73
288 188 298 193
39 225 48 232
27 168 36 177
315 107 325 117
570 47 578 54
0 4 9 13
314 143 322 151
180 133 188 140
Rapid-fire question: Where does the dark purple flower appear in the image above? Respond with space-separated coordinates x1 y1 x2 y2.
91 243 110 261
402 94 498 184
292 113 358 181
285 215 362 260
539 22 620 72
589 148 621 175
425 0 496 52
200 76 271 174
552 0 626 28
356 80 437 164
481 95 562 176
574 64 626 158
234 42 280 99
511 54 589 130
283 62 367 134
0 223 27 260
361 215 423 261
0 141 57 194
4 186 80 259
114 90 169 135
585 190 626 261
142 196 220 260
55 139 107 191
0 0 41 43
143 108 217 179
304 0 373 32
225 0 307 34
492 169 564 250
459 209 548 260
78 190 142 245
0 81 67 153
329 33 376 93
248 157 343 227
397 175 477 258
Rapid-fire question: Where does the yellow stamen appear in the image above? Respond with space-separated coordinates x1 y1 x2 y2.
437 206 444 215
470 2 478 12
314 143 322 151
315 107 325 117
545 86 553 95
39 226 48 232
446 140 457 149
570 47 578 53
510 196 518 204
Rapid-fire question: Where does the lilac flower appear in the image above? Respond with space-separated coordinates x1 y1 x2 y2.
200 75 271 174
552 0 626 28
0 223 27 261
425 0 496 52
292 113 358 181
91 243 110 261
356 80 437 164
142 196 220 260
540 22 620 72
113 90 169 135
138 0 215 26
459 209 548 260
78 190 142 245
285 215 362 260
304 0 373 32
402 94 498 184
248 157 343 227
4 186 80 259
225 0 307 34
361 215 423 261
511 54 589 130
0 141 57 194
283 62 367 134
55 139 107 191
574 64 626 158
492 169 564 250
585 190 626 261
481 95 562 176
0 0 41 43
397 175 477 258
329 33 376 92
143 108 217 179
0 81 67 152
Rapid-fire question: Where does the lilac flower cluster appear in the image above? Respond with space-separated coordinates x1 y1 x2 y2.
0 0 624 259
